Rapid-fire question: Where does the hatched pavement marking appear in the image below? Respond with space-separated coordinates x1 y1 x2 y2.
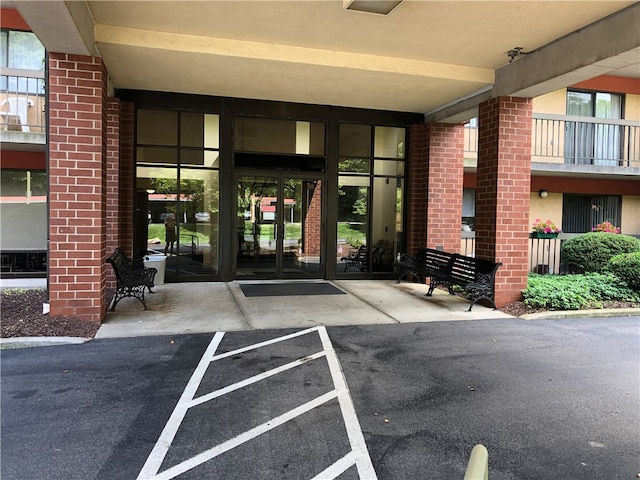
137 326 377 480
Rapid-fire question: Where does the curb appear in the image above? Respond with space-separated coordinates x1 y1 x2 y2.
0 336 91 349
521 308 640 321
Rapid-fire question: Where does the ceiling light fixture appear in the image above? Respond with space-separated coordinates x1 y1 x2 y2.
343 0 404 15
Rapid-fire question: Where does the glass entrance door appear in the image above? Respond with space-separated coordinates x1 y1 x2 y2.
236 175 322 278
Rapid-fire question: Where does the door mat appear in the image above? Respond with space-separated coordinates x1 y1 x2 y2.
239 282 346 297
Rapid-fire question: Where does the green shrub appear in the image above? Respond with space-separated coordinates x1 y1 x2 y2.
523 273 640 310
607 251 640 290
561 232 640 273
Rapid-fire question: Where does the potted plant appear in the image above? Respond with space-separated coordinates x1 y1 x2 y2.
532 218 561 238
591 221 621 233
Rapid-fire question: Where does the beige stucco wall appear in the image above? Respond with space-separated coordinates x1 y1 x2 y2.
622 195 640 235
532 89 567 115
529 192 563 230
624 93 640 121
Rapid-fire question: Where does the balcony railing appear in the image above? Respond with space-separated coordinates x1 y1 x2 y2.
0 68 46 134
460 234 628 275
465 114 640 169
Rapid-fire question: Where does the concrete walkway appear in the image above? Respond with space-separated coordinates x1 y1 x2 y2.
95 280 513 339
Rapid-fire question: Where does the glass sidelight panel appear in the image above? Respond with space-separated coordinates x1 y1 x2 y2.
371 177 402 272
237 177 279 276
283 178 322 276
137 165 179 280
177 169 219 278
337 175 369 273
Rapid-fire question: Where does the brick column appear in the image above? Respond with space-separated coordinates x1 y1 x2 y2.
106 99 121 291
424 123 464 253
477 96 532 306
48 53 108 323
406 124 428 254
406 123 464 254
119 102 135 258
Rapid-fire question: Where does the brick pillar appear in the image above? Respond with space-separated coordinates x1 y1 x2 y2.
304 180 321 256
119 102 135 258
424 123 464 253
48 53 108 323
477 96 532 306
106 99 121 291
406 124 428 254
406 123 464 254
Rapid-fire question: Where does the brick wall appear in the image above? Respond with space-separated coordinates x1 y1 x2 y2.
119 102 135 258
424 123 464 253
406 123 464 254
106 99 121 290
406 124 428 254
48 53 107 323
476 96 532 306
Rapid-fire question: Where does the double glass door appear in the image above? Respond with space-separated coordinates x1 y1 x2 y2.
236 174 323 278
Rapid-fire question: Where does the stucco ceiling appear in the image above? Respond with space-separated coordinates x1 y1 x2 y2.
11 1 640 115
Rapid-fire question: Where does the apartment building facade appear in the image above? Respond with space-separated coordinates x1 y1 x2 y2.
1 2 638 323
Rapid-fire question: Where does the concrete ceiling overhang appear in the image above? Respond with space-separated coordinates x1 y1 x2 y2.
13 1 640 118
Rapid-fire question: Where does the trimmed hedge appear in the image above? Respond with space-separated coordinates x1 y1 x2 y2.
608 251 640 291
523 273 640 311
561 233 640 274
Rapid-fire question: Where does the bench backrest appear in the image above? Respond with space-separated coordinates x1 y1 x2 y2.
417 247 457 274
107 248 129 274
450 255 502 284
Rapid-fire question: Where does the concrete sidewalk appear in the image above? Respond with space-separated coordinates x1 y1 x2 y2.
95 280 514 339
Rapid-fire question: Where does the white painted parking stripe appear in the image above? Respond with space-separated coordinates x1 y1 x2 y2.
211 326 320 361
310 452 357 480
318 326 378 479
189 350 327 408
137 332 226 480
152 391 339 480
138 327 377 480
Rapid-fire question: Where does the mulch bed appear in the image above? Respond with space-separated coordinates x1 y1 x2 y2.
1 289 100 339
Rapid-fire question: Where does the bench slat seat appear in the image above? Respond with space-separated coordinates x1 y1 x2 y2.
398 247 502 311
107 248 157 311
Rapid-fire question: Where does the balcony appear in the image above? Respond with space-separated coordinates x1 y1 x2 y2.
464 114 640 179
0 68 46 151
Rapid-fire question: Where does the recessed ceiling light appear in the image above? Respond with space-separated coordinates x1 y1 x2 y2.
343 0 404 15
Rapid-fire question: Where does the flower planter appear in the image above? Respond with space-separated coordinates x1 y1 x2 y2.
533 232 559 239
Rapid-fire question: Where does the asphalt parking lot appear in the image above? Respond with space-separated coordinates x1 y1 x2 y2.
2 316 639 479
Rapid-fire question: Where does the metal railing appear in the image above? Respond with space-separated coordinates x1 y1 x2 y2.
0 68 46 134
460 234 573 275
532 114 639 167
464 114 640 168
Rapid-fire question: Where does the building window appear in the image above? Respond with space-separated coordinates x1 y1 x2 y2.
338 124 405 273
136 110 220 280
562 194 621 233
1 29 44 70
1 29 45 132
234 117 325 156
565 89 624 166
462 188 475 230
0 169 47 272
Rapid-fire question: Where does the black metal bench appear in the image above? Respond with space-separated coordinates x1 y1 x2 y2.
106 248 157 311
341 245 368 272
397 247 502 311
